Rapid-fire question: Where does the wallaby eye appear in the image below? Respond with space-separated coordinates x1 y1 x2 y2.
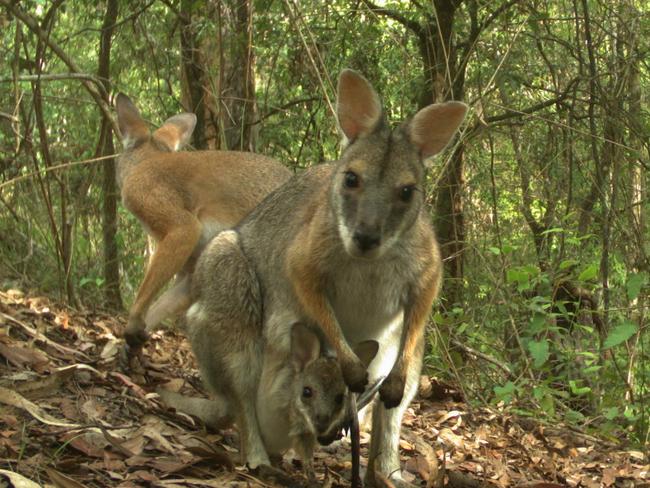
399 185 415 203
335 393 344 405
343 171 360 189
302 386 313 399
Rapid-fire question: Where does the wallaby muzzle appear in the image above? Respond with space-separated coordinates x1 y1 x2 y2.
353 229 381 252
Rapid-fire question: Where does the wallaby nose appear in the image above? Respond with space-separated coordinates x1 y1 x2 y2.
353 231 381 252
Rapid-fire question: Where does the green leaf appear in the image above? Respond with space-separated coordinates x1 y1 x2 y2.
566 409 585 424
603 321 638 349
494 381 516 404
506 267 531 291
457 322 469 335
582 365 602 375
604 407 618 420
528 314 547 334
488 246 501 255
626 272 647 300
578 263 598 282
527 339 549 368
569 380 591 396
559 259 578 270
540 394 555 416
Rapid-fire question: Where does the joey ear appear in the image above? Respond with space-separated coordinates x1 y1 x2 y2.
115 93 149 148
353 340 379 368
152 113 197 151
291 323 321 372
336 69 383 142
409 101 468 164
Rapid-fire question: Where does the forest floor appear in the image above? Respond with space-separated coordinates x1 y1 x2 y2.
0 288 647 488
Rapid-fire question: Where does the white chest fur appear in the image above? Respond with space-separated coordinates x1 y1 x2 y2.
328 260 406 343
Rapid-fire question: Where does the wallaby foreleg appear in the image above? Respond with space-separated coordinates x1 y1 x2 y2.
366 335 423 488
379 262 440 408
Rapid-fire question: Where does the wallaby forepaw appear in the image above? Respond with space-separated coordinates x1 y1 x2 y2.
342 359 368 393
379 373 405 409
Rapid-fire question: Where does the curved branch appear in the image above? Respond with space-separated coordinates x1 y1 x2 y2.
481 77 580 125
1 0 120 137
361 0 425 39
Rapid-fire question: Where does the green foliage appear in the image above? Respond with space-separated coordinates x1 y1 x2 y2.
603 322 638 350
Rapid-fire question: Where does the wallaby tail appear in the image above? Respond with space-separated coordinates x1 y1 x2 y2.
157 388 233 430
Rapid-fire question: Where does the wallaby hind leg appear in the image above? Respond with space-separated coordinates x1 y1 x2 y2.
157 389 232 430
145 274 192 334
186 231 270 468
365 336 424 488
125 213 202 348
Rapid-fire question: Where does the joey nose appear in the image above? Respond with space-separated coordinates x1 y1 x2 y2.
353 231 381 252
316 414 330 432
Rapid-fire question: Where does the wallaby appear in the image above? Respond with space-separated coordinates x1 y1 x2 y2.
160 322 377 482
114 93 292 350
186 70 467 486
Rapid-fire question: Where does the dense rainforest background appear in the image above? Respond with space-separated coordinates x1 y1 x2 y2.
0 0 648 480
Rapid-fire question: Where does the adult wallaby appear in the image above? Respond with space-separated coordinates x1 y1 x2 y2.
186 70 467 486
160 322 377 482
114 94 291 351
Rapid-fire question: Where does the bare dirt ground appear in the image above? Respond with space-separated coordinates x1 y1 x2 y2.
0 288 647 487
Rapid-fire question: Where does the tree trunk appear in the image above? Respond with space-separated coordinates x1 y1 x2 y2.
180 0 208 150
423 0 466 307
98 0 122 309
217 0 257 151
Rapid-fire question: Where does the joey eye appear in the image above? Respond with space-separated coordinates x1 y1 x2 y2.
399 185 415 203
302 386 313 399
343 171 360 189
335 393 344 405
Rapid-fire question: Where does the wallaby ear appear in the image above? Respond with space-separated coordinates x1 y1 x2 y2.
291 323 321 372
152 113 197 151
336 69 383 142
353 340 379 368
115 93 149 149
409 101 468 164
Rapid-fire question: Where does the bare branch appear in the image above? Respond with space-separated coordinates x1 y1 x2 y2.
481 78 579 125
361 0 424 39
0 0 119 137
450 338 514 379
0 73 105 85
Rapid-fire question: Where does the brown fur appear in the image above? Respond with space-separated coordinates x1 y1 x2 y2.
183 70 466 486
114 93 291 348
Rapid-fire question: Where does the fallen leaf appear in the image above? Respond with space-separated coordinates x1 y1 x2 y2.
0 386 81 428
0 469 41 488
0 340 49 370
46 467 87 488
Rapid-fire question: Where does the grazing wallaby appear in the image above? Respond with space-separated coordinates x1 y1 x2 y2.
160 322 377 481
186 70 467 486
114 94 291 350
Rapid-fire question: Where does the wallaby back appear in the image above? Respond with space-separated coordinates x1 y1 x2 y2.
113 93 292 346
